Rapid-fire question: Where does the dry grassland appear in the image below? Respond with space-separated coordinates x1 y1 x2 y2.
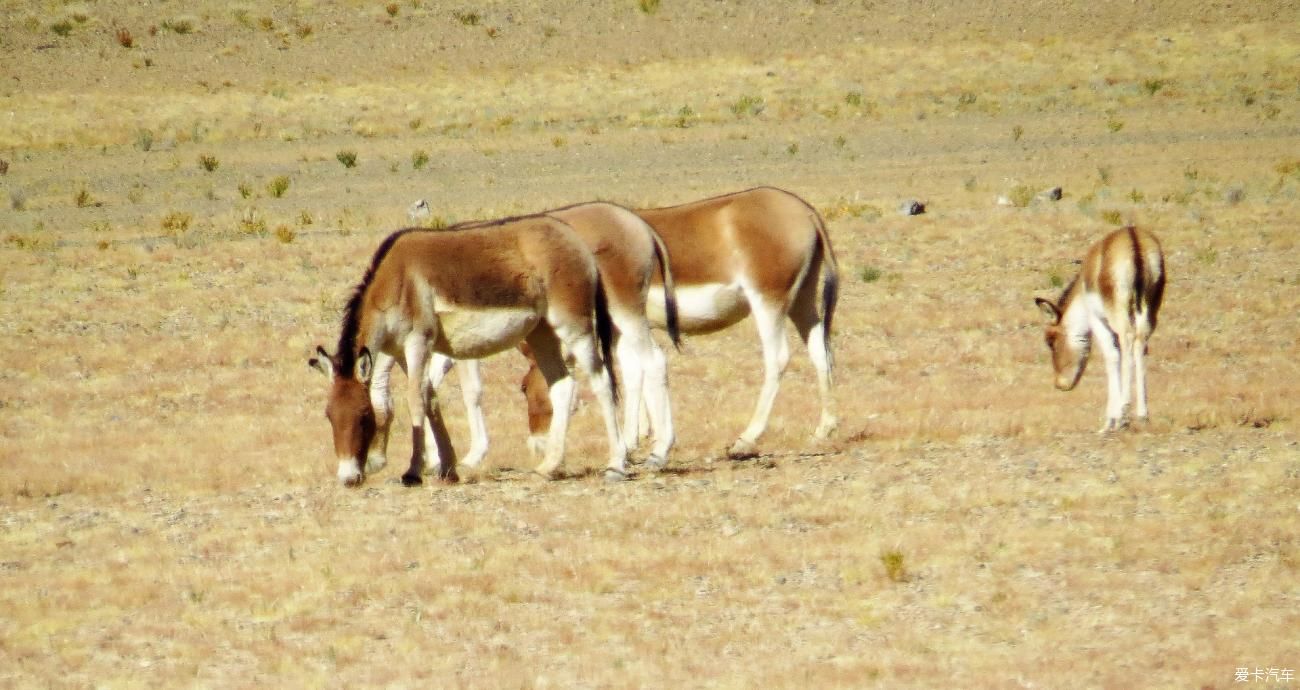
2 1 1298 687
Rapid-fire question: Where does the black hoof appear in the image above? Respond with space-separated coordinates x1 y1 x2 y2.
401 473 423 487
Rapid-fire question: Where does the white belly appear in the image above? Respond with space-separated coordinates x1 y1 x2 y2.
649 283 750 335
436 308 538 358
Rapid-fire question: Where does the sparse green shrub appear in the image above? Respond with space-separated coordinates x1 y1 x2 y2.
1100 209 1124 226
412 150 430 170
237 181 253 199
1184 166 1200 181
552 136 567 148
1106 118 1124 133
638 0 660 14
336 150 358 168
51 20 73 36
295 23 313 39
859 266 882 283
74 188 94 208
135 129 154 152
834 135 847 149
408 118 423 131
844 91 863 107
1012 124 1024 142
275 224 296 243
786 142 799 156
674 105 695 129
298 210 314 226
267 175 291 198
956 91 978 107
1048 272 1065 289
1141 78 1166 96
198 154 219 172
258 17 274 31
880 550 908 583
1127 188 1145 203
1195 247 1218 265
730 95 765 118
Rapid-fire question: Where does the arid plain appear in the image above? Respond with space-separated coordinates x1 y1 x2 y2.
1 1 1298 687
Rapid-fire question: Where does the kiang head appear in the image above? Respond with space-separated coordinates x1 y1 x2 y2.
308 345 376 487
1034 297 1089 392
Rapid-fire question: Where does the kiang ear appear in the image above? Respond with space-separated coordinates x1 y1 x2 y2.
356 347 374 384
308 346 334 377
1034 297 1061 322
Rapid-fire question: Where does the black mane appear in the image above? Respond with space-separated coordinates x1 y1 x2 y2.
333 228 417 376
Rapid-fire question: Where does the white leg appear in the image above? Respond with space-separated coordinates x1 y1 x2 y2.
1133 334 1150 421
456 360 489 468
527 329 576 478
640 341 674 468
420 354 456 474
1094 325 1124 432
730 299 790 457
615 333 645 450
1119 329 1136 424
789 282 837 440
578 338 629 479
366 351 397 474
402 334 433 484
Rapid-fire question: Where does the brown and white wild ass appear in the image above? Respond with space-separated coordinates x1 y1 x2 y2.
1035 225 1166 432
308 215 628 486
423 201 683 469
524 186 840 458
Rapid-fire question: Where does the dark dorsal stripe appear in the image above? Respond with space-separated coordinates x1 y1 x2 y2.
334 228 418 377
1128 226 1146 314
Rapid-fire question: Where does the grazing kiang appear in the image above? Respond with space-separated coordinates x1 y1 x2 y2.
523 186 840 458
1035 226 1166 432
308 215 628 486
422 201 683 470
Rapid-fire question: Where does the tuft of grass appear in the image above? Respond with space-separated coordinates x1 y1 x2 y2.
822 199 881 221
1100 209 1124 226
552 136 567 148
1106 118 1125 133
336 150 358 168
237 181 253 199
1127 188 1145 204
880 550 908 583
452 10 481 26
274 224 296 244
160 211 192 240
1141 78 1167 96
859 266 883 283
295 22 313 39
238 209 267 236
786 142 799 156
1195 247 1218 265
1097 166 1112 186
74 188 95 208
1011 124 1024 142
730 95 765 118
0 159 7 176
844 91 863 107
412 150 430 170
198 154 219 172
298 210 314 226
135 129 154 152
116 28 134 48
160 19 194 34
638 0 661 14
11 188 27 211
51 20 74 36
1007 185 1035 208
267 175 291 198
674 105 695 129
386 3 400 17
834 135 847 149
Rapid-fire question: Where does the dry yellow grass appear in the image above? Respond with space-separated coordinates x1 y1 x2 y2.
2 2 1298 687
